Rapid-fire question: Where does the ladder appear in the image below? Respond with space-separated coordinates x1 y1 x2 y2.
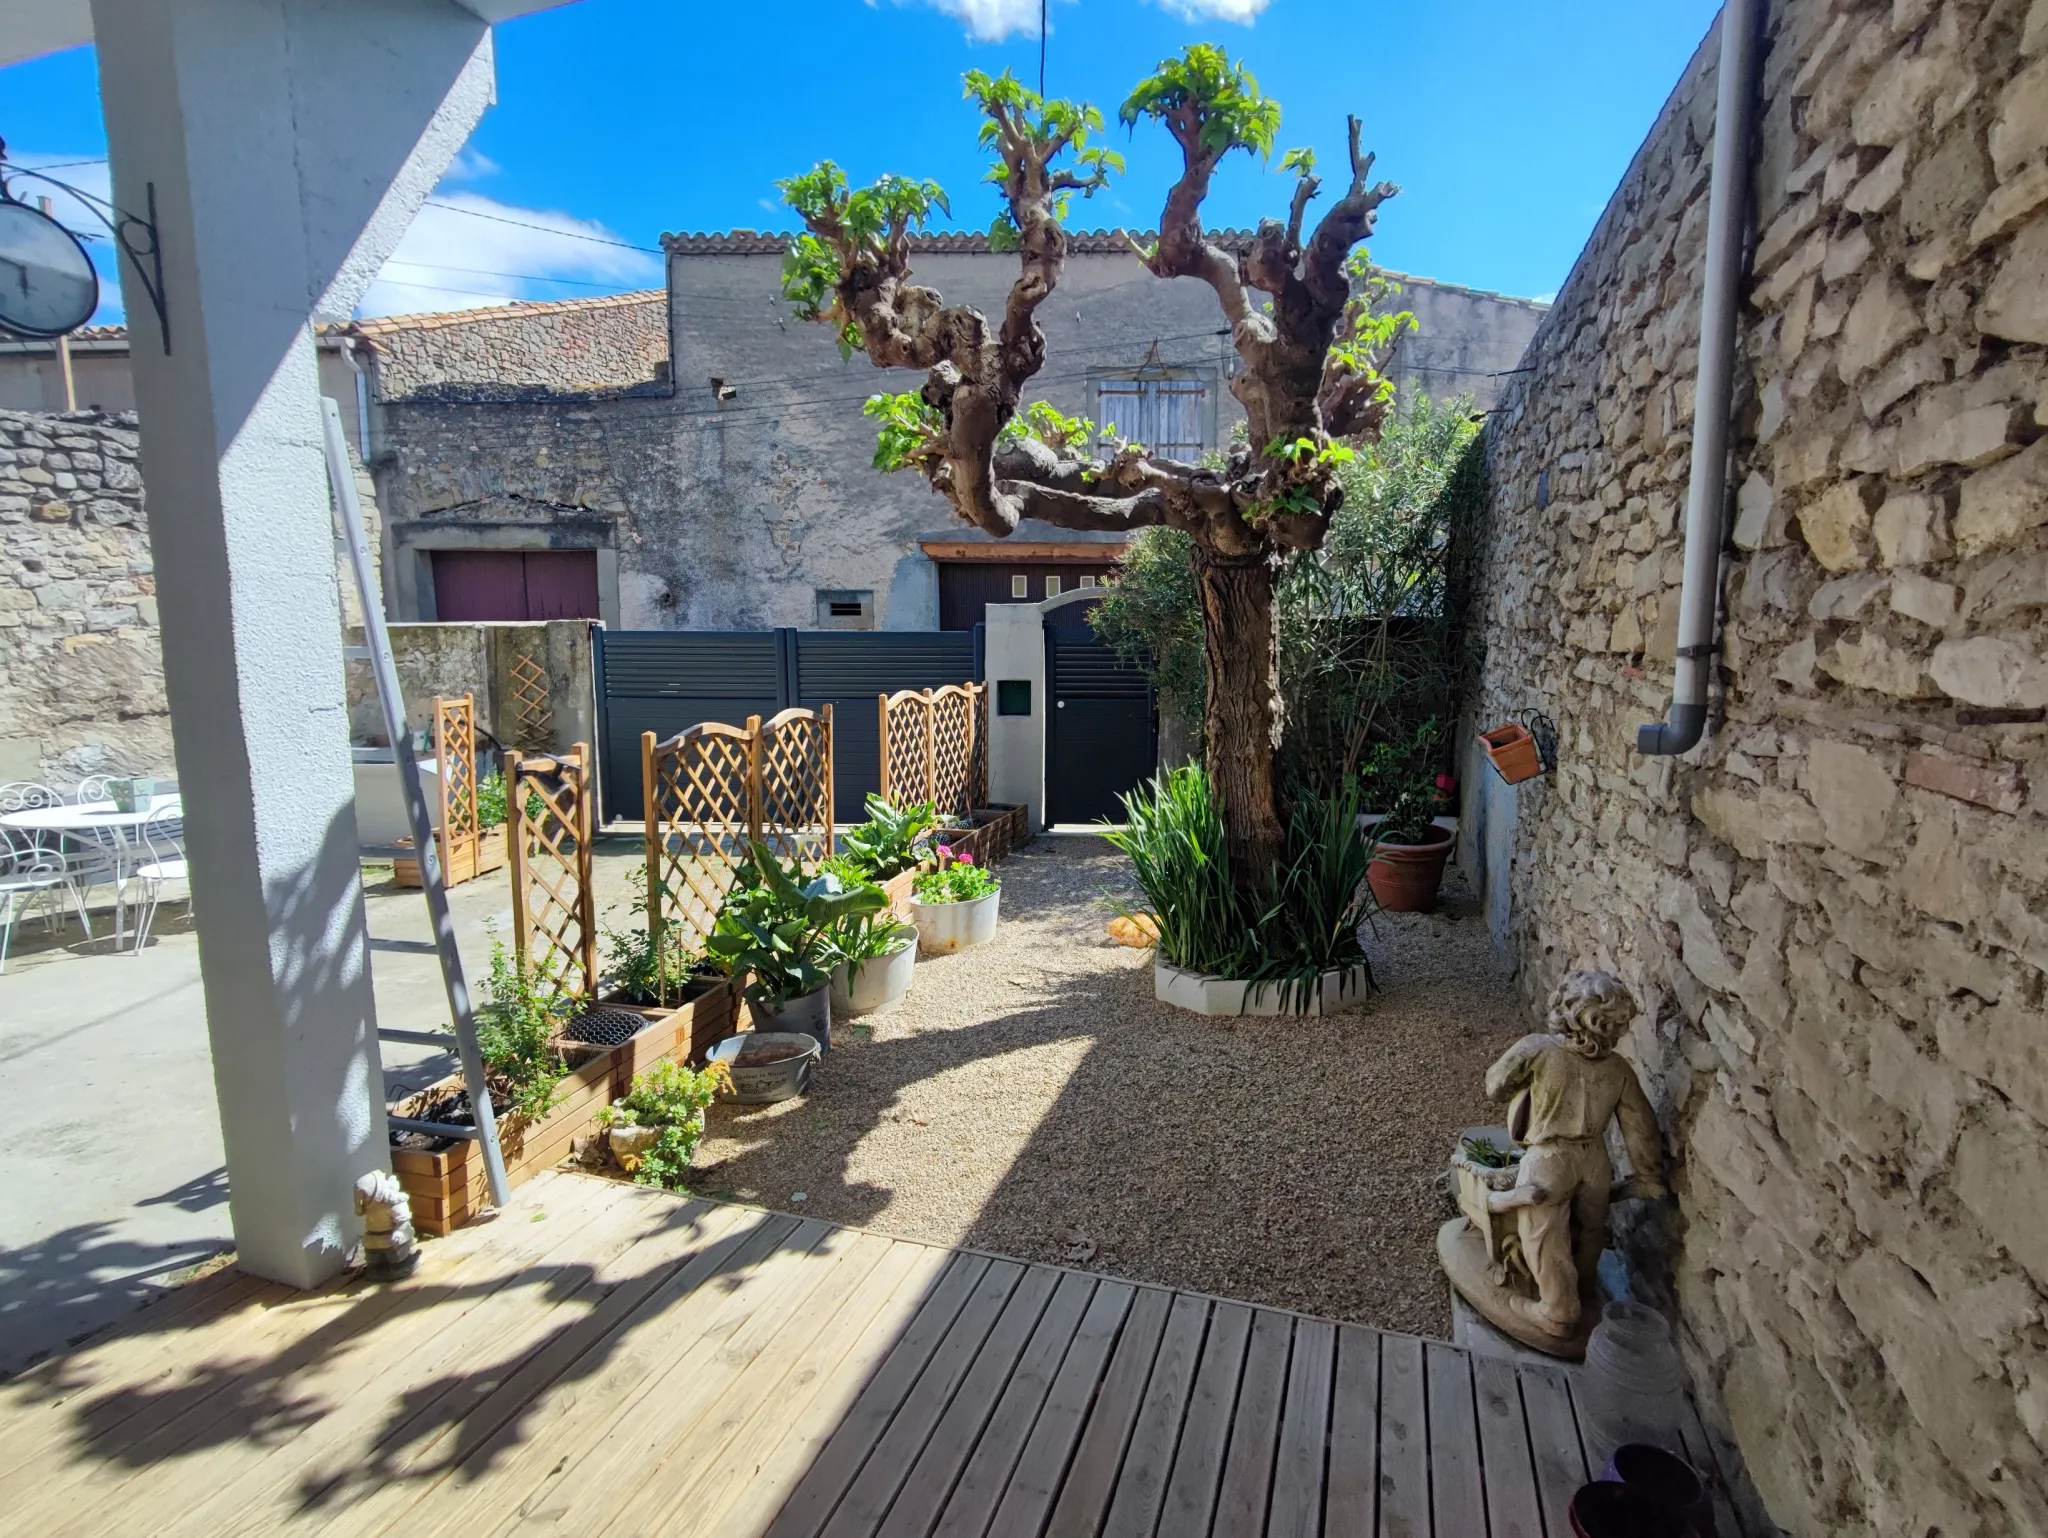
321 398 510 1210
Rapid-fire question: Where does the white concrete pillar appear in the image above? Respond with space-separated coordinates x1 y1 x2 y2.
984 601 1047 827
91 0 495 1287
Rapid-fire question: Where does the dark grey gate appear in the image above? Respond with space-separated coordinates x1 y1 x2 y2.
1045 600 1156 826
594 627 980 822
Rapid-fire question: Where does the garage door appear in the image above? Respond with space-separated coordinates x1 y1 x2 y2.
433 550 600 622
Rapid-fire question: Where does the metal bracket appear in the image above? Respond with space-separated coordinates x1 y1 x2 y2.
1676 643 1721 660
0 159 171 355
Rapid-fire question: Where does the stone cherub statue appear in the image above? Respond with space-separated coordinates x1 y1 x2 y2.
1437 969 1665 1357
354 1169 420 1279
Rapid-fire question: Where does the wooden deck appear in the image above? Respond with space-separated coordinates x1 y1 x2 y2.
0 1171 1741 1537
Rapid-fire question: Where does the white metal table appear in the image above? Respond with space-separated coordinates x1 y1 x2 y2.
0 798 180 948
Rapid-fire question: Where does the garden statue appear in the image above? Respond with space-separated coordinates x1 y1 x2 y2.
354 1169 420 1280
1437 970 1664 1357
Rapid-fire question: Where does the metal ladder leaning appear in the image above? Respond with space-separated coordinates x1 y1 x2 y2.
322 398 511 1210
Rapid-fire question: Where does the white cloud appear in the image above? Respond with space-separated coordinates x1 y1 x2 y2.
911 0 1044 42
358 190 661 318
1153 0 1270 19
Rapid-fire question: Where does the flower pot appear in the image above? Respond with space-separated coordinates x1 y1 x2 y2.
1600 1444 1711 1535
1367 823 1455 912
1481 722 1544 784
707 1031 820 1103
106 777 155 813
750 981 832 1051
831 937 916 1018
1153 958 1372 1017
910 885 1000 955
1567 1481 1684 1538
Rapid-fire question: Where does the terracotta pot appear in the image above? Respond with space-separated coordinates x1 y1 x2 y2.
1481 722 1544 784
1367 823 1454 913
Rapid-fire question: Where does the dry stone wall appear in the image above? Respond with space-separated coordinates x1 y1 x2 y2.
354 291 669 403
1471 2 2048 1534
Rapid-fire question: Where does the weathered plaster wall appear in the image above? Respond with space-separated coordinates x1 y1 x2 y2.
0 406 379 788
341 618 595 754
1383 274 1548 411
1469 2 2048 1534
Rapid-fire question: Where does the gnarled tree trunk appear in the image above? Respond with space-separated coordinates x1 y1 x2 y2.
1195 547 1285 881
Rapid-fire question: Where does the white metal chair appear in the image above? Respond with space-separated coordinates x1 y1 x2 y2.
0 782 63 814
1 826 68 973
74 774 116 805
128 801 189 952
0 782 94 936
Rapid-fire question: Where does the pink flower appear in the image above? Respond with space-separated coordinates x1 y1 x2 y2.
954 849 976 866
936 843 953 861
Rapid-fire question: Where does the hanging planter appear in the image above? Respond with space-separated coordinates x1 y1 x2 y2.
1480 710 1559 786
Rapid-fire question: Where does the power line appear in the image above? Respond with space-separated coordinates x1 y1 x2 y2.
419 198 663 254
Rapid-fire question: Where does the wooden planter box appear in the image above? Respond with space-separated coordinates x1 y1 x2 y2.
938 804 1030 869
389 976 740 1235
392 825 507 889
879 866 922 921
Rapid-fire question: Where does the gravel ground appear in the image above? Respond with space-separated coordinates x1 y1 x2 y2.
692 834 1524 1340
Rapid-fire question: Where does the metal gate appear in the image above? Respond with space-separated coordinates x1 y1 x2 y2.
1046 603 1157 826
594 627 980 821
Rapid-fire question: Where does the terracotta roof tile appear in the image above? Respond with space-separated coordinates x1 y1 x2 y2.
658 228 1263 256
321 288 665 340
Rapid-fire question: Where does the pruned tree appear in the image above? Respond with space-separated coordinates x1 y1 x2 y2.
780 46 1404 878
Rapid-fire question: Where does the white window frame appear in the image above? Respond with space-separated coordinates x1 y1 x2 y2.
1045 574 1061 598
1010 574 1029 598
1096 373 1210 461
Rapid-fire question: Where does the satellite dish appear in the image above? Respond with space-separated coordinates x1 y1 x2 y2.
0 197 100 340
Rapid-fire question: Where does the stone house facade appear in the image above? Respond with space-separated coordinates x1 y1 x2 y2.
1463 1 2048 1533
358 239 1543 634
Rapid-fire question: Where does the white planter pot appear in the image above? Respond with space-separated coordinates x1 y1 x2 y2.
1153 958 1373 1017
831 938 916 1017
749 982 832 1051
910 885 1000 955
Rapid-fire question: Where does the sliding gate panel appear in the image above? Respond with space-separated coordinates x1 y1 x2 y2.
794 630 979 814
1046 634 1156 825
595 627 984 822
594 629 782 820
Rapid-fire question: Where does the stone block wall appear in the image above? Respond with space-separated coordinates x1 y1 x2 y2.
1469 2 2048 1534
0 406 379 790
341 619 596 756
354 291 669 403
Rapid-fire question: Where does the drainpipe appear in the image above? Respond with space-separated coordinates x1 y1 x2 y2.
337 334 374 461
1637 0 1764 757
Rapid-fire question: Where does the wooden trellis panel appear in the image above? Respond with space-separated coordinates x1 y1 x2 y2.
507 742 597 997
877 682 985 817
640 706 832 959
435 694 481 884
508 644 555 748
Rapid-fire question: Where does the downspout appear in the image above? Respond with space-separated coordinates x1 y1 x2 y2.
337 334 374 459
1637 0 1764 756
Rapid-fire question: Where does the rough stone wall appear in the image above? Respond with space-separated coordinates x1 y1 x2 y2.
356 291 669 402
1468 2 2048 1534
0 406 380 788
342 619 596 755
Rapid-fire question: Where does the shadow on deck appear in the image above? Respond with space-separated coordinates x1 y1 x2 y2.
0 1170 1746 1537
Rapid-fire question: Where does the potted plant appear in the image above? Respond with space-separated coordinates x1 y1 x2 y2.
1366 781 1454 912
471 768 512 876
597 1057 730 1189
908 849 1000 955
836 793 936 915
827 904 918 1018
705 840 887 1049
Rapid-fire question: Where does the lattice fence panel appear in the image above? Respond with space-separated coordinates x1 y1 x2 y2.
758 706 834 866
644 722 754 959
508 645 555 749
434 694 480 883
507 743 597 996
878 682 984 817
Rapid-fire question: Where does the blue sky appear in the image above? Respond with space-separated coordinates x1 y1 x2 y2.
4 0 1721 322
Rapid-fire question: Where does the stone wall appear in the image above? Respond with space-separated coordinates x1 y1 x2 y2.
0 406 380 790
341 619 596 756
352 291 670 403
1466 2 2048 1534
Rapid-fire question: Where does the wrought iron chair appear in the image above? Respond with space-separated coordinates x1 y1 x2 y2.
74 774 116 805
127 800 189 953
0 782 95 936
0 781 63 814
1 825 68 973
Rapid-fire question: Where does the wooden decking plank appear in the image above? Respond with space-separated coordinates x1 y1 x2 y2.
1210 1307 1294 1538
183 1186 689 1538
489 1216 849 1536
1266 1317 1336 1538
1321 1324 1382 1538
1099 1292 1210 1538
1156 1301 1252 1538
19 1188 631 1537
1424 1343 1485 1538
1043 1284 1174 1538
1677 1397 1744 1538
1375 1335 1427 1538
1515 1362 1586 1538
982 1279 1135 1538
409 1208 798 1538
878 1265 1061 1538
596 1230 901 1537
931 1270 1098 1538
660 1240 954 1538
765 1254 994 1538
296 1198 753 1537
1471 1355 1542 1538
819 1259 1027 1538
